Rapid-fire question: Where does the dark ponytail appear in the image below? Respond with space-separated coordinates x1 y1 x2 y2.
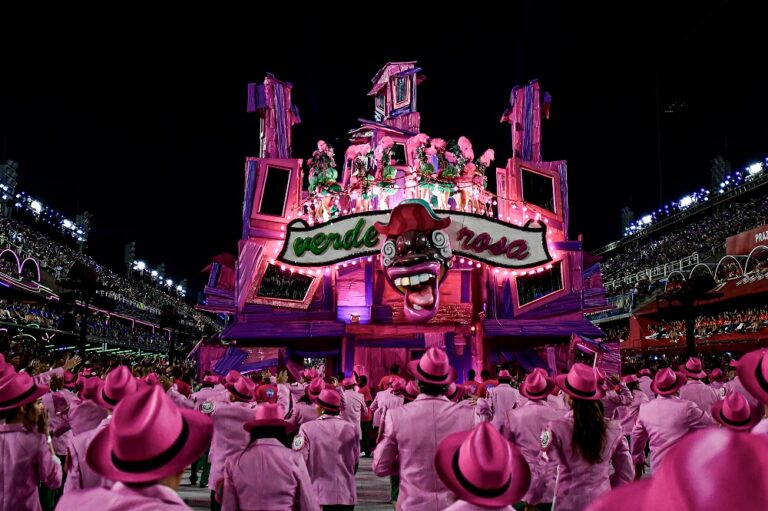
571 398 607 464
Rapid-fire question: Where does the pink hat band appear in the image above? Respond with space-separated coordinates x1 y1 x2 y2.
315 389 341 412
522 372 550 399
341 377 356 388
655 371 680 392
498 370 511 379
556 363 604 400
0 372 48 411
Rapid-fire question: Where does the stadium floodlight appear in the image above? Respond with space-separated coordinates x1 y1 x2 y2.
166 279 173 287
151 270 158 277
679 195 694 209
136 261 146 271
641 215 652 225
62 219 73 229
748 162 763 175
30 200 43 214
176 285 183 292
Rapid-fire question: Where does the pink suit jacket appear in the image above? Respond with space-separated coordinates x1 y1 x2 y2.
208 400 257 491
486 384 521 431
679 380 719 416
616 389 650 436
57 482 190 510
222 438 320 511
373 394 475 511
370 388 405 428
64 417 112 493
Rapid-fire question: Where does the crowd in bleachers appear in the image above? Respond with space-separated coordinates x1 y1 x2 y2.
644 305 768 342
601 194 768 284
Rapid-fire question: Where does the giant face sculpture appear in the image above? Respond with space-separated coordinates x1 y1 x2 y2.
374 200 453 322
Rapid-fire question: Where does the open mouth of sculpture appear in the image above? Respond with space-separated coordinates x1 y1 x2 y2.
385 260 446 322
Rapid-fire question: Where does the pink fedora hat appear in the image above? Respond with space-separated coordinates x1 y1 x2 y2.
79 376 103 401
622 374 639 384
638 368 653 378
341 377 357 389
737 349 768 405
87 385 212 484
144 373 160 386
244 403 294 433
585 429 768 511
93 366 139 411
680 357 707 379
498 370 512 380
305 377 325 402
0 362 14 379
555 363 605 401
226 377 256 402
403 380 419 401
315 388 342 413
224 369 242 385
650 368 686 396
711 392 763 432
407 347 457 385
391 378 406 395
709 368 724 382
202 375 220 386
0 371 48 411
445 382 465 402
62 370 77 389
435 422 531 507
520 370 555 400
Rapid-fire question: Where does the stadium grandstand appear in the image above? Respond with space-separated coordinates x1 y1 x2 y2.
589 156 768 364
0 184 223 362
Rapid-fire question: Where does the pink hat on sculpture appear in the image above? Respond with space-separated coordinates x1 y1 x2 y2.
638 368 653 378
736 349 768 405
520 370 555 400
226 377 256 402
93 366 139 410
584 429 768 511
498 370 512 380
622 374 639 384
407 347 456 385
650 368 686 396
709 368 724 382
435 422 531 507
711 392 763 431
243 403 294 433
306 377 325 402
0 371 49 411
403 380 419 401
680 357 707 379
315 388 341 412
86 385 213 484
555 363 605 401
445 383 465 402
341 377 357 389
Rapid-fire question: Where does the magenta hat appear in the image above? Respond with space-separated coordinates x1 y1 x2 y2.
341 377 357 389
391 378 406 395
407 347 457 385
445 383 465 402
520 370 555 400
709 368 725 382
87 385 212 484
243 403 294 433
498 370 512 379
555 363 605 401
650 368 686 396
736 349 768 405
435 422 531 507
622 374 639 384
680 357 707 379
638 368 653 378
79 376 103 401
62 370 77 389
301 368 319 381
93 366 139 411
226 377 256 402
729 359 740 368
203 375 220 385
711 392 763 431
144 373 160 386
69 399 109 435
403 380 419 401
315 388 341 412
306 377 325 402
585 429 768 511
0 362 14 379
0 371 49 411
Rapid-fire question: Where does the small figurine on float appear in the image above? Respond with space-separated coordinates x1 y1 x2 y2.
306 140 342 222
345 143 375 212
373 136 398 210
472 149 495 215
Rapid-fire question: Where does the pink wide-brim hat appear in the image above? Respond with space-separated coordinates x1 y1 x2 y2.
622 374 639 384
0 371 49 411
520 371 555 400
737 349 768 405
93 366 139 411
445 383 465 402
498 370 512 379
87 385 213 484
435 422 530 507
584 429 768 511
680 357 707 379
243 403 295 432
306 377 325 402
144 373 160 386
711 392 763 431
650 368 686 396
555 363 605 401
203 375 220 385
226 378 256 402
709 368 724 382
391 378 406 394
638 368 653 377
407 347 457 385
341 377 357 388
224 369 242 385
315 388 342 412
62 370 77 389
403 380 419 401
0 362 14 379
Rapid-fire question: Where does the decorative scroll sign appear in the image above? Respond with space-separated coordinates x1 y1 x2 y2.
277 210 552 269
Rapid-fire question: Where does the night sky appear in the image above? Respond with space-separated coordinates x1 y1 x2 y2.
1 2 764 298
